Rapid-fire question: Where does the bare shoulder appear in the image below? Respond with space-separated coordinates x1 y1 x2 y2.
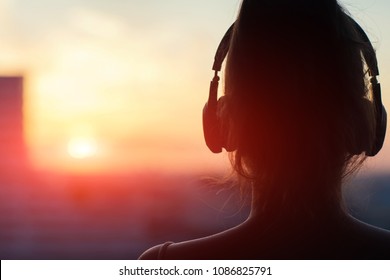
347 215 390 242
164 237 224 260
341 215 390 258
145 226 252 260
139 229 240 260
138 242 175 260
138 216 390 260
138 244 162 260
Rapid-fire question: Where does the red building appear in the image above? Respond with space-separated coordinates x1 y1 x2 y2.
0 76 27 177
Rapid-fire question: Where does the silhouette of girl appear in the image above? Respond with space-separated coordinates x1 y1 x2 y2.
139 0 390 259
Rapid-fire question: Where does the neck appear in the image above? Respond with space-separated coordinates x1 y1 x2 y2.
247 180 346 228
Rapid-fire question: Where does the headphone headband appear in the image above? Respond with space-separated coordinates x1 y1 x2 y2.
212 18 379 77
348 17 379 77
212 24 234 72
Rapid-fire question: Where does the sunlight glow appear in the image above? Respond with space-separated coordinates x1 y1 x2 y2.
67 137 97 159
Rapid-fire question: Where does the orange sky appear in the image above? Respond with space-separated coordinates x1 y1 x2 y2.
0 0 389 175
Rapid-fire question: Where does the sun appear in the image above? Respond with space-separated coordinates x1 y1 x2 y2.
67 137 97 159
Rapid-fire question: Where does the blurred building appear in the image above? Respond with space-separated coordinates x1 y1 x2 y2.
0 76 27 178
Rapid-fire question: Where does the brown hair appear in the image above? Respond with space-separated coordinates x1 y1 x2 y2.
222 0 376 206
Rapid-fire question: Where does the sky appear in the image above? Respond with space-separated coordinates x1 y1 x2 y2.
0 0 389 175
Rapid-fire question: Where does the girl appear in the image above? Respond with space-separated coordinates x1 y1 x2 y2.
139 0 390 259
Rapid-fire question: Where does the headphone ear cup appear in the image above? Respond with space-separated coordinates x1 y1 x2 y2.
349 98 373 156
203 96 236 153
367 82 387 156
203 100 223 153
348 86 387 157
216 96 236 152
369 103 387 156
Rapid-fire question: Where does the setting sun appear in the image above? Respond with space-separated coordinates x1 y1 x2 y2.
67 137 97 159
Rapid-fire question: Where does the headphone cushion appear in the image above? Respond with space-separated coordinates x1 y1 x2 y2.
371 105 387 156
203 101 223 153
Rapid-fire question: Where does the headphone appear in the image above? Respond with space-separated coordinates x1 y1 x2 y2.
203 18 387 157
